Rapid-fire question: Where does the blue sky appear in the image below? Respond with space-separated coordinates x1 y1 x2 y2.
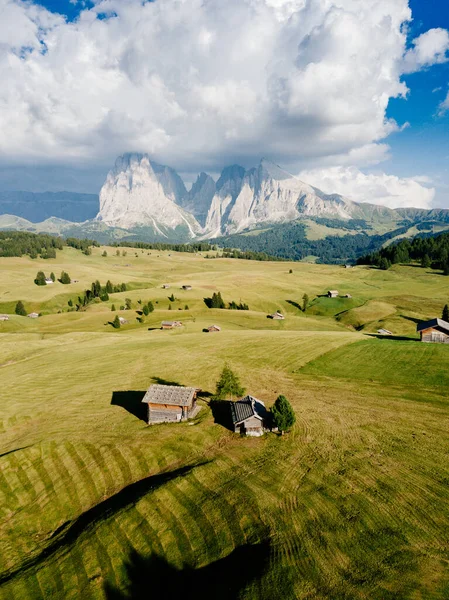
0 0 448 209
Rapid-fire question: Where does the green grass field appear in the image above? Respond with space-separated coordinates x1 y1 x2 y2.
1 247 449 599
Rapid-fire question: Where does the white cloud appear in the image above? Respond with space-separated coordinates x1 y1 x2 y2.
0 0 445 182
403 28 449 73
298 166 435 209
438 90 449 116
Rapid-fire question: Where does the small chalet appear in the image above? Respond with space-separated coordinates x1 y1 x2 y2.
344 294 352 299
417 318 449 344
230 396 267 437
27 312 39 319
45 278 54 284
268 311 284 320
207 325 221 332
118 317 128 325
378 328 393 336
0 314 9 321
162 284 170 289
161 320 182 329
142 385 199 424
182 285 192 291
327 290 339 298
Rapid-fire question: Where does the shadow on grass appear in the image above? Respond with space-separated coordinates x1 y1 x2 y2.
209 399 234 432
104 540 273 600
0 462 209 586
286 299 303 311
366 334 419 342
152 376 183 386
111 391 147 422
400 315 422 324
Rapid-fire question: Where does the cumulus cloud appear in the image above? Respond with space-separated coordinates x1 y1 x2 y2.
298 166 435 209
403 28 449 73
0 0 446 184
438 90 449 116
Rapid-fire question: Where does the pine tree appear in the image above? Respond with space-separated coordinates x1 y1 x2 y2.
379 257 391 271
15 301 27 316
125 298 132 310
169 293 175 302
143 305 149 316
421 254 431 268
68 299 73 307
443 304 449 322
105 280 113 294
60 271 71 284
116 249 120 256
102 250 108 257
215 364 245 400
271 395 296 434
112 315 121 328
168 304 172 310
50 272 56 282
34 271 47 286
111 304 116 312
184 305 189 310
302 293 309 312
148 301 154 313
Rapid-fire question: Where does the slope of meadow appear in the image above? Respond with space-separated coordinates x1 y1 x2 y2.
1 247 449 599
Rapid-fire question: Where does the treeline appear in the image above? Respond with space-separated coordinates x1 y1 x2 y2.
0 231 99 258
310 217 372 231
215 222 411 264
111 241 214 253
204 292 249 310
220 248 286 262
358 231 449 274
0 231 63 257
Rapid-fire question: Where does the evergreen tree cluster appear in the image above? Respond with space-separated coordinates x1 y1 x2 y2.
112 241 214 253
15 300 27 316
358 231 449 274
204 292 249 310
0 231 63 258
75 280 127 310
34 271 47 286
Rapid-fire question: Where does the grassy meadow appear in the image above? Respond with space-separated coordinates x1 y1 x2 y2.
1 246 449 599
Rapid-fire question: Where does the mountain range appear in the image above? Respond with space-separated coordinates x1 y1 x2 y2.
96 154 402 238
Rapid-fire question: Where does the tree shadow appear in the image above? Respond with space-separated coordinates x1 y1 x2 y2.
210 399 234 432
152 376 183 386
286 299 302 311
104 540 273 600
366 334 419 342
400 315 422 324
111 391 147 422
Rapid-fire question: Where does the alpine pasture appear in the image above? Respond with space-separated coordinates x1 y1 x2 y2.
1 246 449 599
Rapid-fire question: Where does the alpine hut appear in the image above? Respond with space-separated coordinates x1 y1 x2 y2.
207 325 221 332
230 396 267 437
417 318 449 343
142 385 199 424
161 320 182 330
327 290 339 298
0 314 9 321
268 311 285 320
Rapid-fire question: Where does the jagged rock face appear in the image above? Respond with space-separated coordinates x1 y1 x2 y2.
97 154 388 239
180 172 216 227
97 154 200 236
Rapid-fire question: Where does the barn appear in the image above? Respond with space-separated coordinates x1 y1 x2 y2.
207 325 221 332
327 290 339 298
417 318 449 343
141 385 199 424
230 395 267 437
268 311 285 320
161 321 182 329
0 314 9 321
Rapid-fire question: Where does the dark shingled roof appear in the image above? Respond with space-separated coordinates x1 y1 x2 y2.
230 396 265 425
417 318 449 333
142 385 196 407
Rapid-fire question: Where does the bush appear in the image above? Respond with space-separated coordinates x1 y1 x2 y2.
60 271 71 284
271 395 296 434
111 304 116 311
148 301 154 313
112 315 121 329
102 250 108 257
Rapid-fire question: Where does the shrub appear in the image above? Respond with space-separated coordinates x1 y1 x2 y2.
34 271 47 286
60 271 71 284
15 301 27 316
112 315 121 328
271 395 296 434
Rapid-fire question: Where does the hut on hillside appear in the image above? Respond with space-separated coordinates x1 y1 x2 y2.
417 318 449 343
327 290 339 298
182 285 192 291
0 314 9 321
118 317 128 325
27 312 39 319
161 320 182 330
142 385 199 424
162 284 170 289
377 328 393 336
268 311 285 320
45 278 54 284
230 396 267 437
207 325 221 332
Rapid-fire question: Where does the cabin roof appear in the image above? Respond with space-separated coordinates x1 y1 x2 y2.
328 290 339 294
417 318 449 334
208 324 221 330
161 320 181 326
142 385 197 406
230 395 266 425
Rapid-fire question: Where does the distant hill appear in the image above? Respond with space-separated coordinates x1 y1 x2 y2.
0 191 99 223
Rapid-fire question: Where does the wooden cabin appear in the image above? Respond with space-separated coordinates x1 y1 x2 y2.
118 317 128 325
27 312 39 319
417 318 449 343
45 278 54 284
0 314 9 321
377 328 393 336
207 325 221 332
182 285 192 291
327 290 339 298
268 311 284 320
161 320 182 329
162 284 170 289
142 385 199 424
230 395 267 437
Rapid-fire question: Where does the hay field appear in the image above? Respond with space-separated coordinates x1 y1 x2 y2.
1 247 449 599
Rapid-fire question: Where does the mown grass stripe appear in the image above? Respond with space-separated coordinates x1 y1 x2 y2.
84 443 114 497
49 442 83 516
128 445 150 477
64 441 100 507
7 454 37 505
107 446 133 487
132 505 165 556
